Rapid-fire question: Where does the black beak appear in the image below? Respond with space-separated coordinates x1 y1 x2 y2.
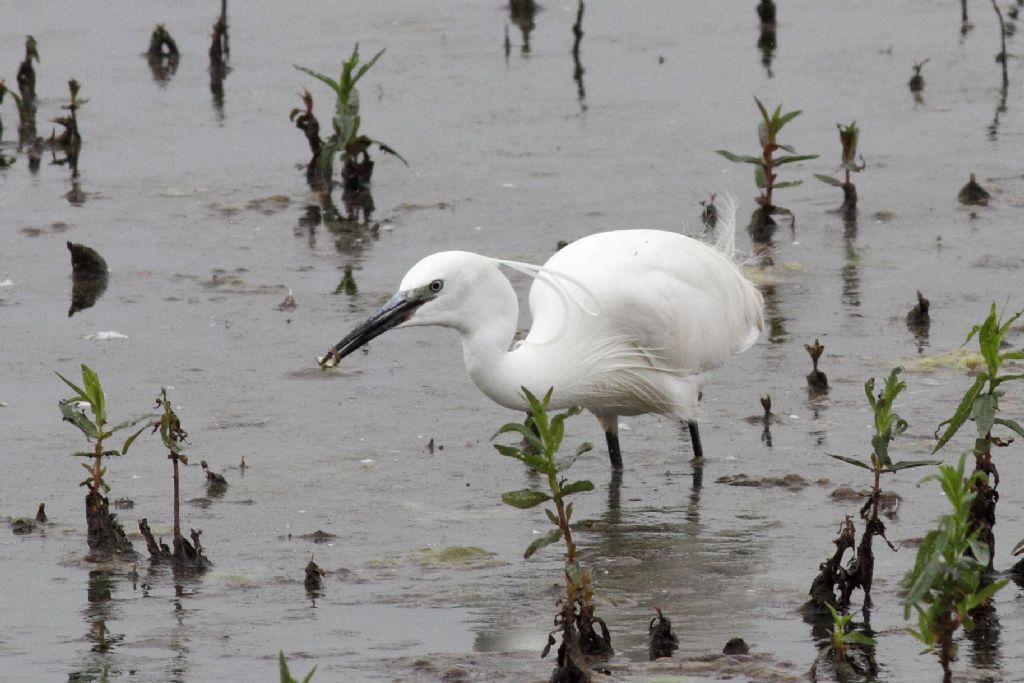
317 292 423 368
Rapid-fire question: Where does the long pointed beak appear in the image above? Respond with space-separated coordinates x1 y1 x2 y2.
317 291 423 368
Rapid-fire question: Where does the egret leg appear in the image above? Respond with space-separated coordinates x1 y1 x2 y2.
605 431 623 470
687 421 704 460
596 415 622 470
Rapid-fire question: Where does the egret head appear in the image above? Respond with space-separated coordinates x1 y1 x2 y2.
318 251 515 368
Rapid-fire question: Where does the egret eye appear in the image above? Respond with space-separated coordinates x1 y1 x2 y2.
429 279 444 293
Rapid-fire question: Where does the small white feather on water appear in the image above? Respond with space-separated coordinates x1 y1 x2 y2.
83 331 129 341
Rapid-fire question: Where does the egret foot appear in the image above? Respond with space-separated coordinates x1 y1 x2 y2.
605 431 623 470
687 421 704 460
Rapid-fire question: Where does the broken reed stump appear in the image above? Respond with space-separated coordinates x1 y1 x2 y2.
289 90 325 189
807 517 856 608
649 608 679 659
906 290 931 341
805 338 828 392
68 241 109 316
838 516 896 610
304 557 325 591
700 193 718 230
723 637 750 655
958 173 991 206
201 460 228 496
86 489 135 558
139 518 211 570
147 25 180 83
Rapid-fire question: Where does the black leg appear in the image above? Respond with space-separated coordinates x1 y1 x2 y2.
605 430 623 470
688 421 704 460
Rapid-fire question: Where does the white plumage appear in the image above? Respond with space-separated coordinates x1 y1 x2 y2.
320 199 764 467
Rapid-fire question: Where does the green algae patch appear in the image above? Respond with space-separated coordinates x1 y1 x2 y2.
904 347 986 373
411 546 496 568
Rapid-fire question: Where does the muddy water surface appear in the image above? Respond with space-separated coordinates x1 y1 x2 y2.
4 1 1024 681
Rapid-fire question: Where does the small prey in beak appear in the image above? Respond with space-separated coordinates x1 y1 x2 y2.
317 291 425 368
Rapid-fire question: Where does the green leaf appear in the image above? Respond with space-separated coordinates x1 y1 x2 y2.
501 489 551 509
558 480 595 497
523 528 562 559
972 393 997 436
556 441 593 471
754 165 767 188
121 422 156 455
965 578 1009 614
934 373 987 452
993 372 1024 386
109 413 159 435
814 173 843 187
772 180 804 189
826 453 874 470
995 417 1024 440
774 153 819 166
843 631 877 647
80 365 105 424
871 433 893 470
350 48 385 89
55 371 88 402
294 65 341 96
493 443 524 459
889 459 942 471
778 108 803 127
491 423 545 455
59 400 98 438
544 507 559 525
754 96 770 123
715 149 764 165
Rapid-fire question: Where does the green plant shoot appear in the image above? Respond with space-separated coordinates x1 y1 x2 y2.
824 367 937 608
815 121 864 187
492 388 610 670
716 97 817 221
901 453 1008 683
58 364 156 554
824 603 876 668
492 387 593 560
295 44 406 188
279 651 316 683
57 364 155 495
933 303 1024 569
828 368 937 478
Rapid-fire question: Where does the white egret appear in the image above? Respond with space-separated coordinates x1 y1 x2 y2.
319 199 764 468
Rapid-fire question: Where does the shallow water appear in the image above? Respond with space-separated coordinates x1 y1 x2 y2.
3 1 1024 681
